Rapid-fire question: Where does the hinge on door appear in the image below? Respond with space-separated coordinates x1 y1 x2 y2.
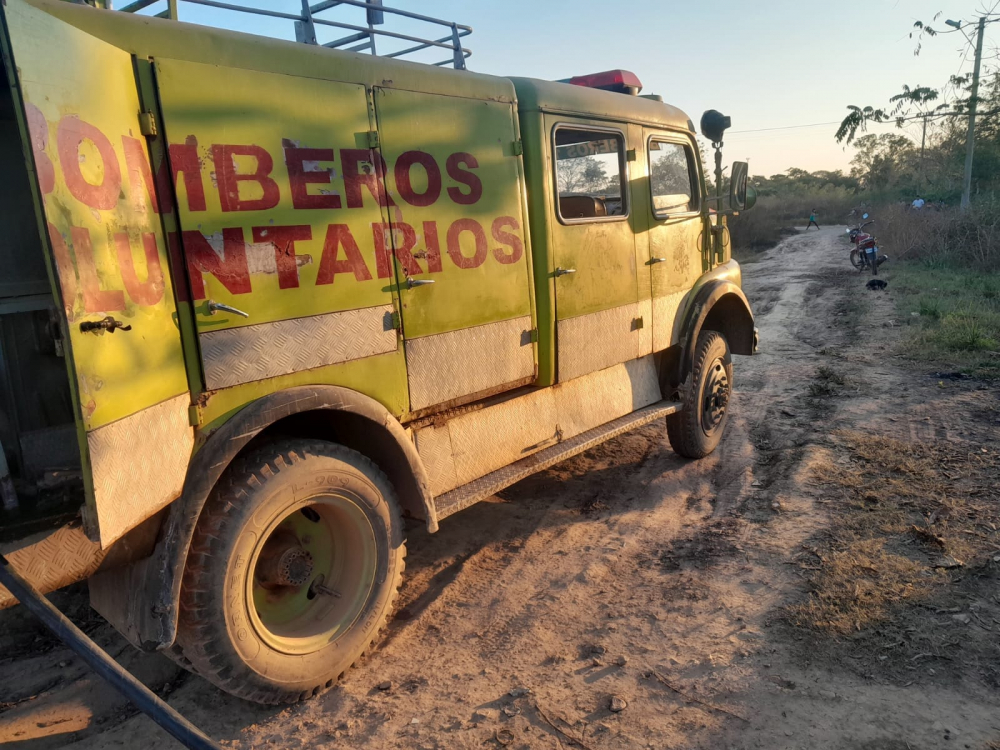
633 316 644 331
528 328 538 343
390 311 401 330
188 404 201 427
139 110 157 137
626 148 637 162
367 130 380 148
512 139 523 156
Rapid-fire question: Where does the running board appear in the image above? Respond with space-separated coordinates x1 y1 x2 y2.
433 400 682 521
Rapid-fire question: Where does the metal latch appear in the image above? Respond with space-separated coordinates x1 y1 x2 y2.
366 130 380 149
139 111 157 137
632 316 644 331
207 301 249 318
406 278 435 289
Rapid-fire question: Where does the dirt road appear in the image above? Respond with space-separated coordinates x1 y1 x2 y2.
2 227 998 750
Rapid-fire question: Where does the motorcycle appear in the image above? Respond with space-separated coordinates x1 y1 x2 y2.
845 213 888 275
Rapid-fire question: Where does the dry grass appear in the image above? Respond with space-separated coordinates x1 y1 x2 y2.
789 539 929 633
788 430 1000 635
808 365 847 397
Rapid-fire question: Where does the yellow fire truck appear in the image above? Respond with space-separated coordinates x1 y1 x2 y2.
0 0 756 704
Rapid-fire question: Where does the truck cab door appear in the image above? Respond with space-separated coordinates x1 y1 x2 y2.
641 128 705 353
546 118 644 382
1 0 192 546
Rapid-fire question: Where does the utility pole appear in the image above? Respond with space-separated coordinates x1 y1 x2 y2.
919 114 928 188
960 16 986 211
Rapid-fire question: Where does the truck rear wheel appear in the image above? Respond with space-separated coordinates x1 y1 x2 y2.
667 331 733 459
175 439 405 704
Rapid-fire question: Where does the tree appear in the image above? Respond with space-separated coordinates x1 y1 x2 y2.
849 134 917 191
557 156 609 194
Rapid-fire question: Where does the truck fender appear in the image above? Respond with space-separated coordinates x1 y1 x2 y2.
92 385 435 651
675 280 755 389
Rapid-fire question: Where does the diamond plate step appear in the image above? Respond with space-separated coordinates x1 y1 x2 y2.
434 400 682 521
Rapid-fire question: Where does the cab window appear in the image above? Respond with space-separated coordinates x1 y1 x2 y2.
648 139 698 217
553 127 628 222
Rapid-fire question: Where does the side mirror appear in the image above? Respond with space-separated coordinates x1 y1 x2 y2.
730 161 755 211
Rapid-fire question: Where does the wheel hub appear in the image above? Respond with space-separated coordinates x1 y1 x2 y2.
702 358 731 433
256 535 314 589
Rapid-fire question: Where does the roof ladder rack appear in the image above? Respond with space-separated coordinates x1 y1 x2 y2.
114 0 472 69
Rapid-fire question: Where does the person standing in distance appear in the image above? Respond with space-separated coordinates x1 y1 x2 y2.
806 209 820 230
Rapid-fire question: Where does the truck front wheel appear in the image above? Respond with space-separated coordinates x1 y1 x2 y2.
175 439 405 704
667 331 733 459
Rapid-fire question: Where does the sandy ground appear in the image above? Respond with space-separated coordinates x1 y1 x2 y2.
2 227 998 750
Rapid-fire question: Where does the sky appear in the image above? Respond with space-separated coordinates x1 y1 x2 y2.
128 0 992 179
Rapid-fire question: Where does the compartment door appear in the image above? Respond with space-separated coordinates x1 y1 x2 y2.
373 88 535 412
153 60 400 397
1 0 192 546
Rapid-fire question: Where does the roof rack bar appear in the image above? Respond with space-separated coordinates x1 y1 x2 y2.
324 30 369 48
176 0 303 23
116 0 472 69
296 0 317 45
385 28 470 59
118 0 159 11
308 0 471 32
308 1 345 11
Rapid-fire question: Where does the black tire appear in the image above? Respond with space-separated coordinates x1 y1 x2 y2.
667 331 734 459
850 248 863 270
174 439 405 705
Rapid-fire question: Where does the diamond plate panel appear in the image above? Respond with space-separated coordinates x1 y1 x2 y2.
435 399 682 520
406 316 534 411
201 305 397 391
553 355 662 441
414 356 660 497
652 290 689 352
88 393 193 547
557 303 641 383
0 526 107 609
448 389 557 489
414 425 458 496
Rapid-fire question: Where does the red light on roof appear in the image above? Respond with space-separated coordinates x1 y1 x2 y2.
564 69 643 95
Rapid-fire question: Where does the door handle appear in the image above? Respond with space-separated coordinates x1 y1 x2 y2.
80 316 132 334
554 267 576 277
207 301 250 318
647 257 667 265
406 278 436 289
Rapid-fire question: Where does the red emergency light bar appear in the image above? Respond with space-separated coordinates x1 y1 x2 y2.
560 69 643 96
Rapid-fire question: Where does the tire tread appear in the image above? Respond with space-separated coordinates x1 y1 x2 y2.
176 439 406 705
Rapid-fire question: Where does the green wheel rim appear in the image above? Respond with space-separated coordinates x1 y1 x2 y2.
246 493 377 655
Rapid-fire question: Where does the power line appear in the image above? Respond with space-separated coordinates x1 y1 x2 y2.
728 121 842 134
